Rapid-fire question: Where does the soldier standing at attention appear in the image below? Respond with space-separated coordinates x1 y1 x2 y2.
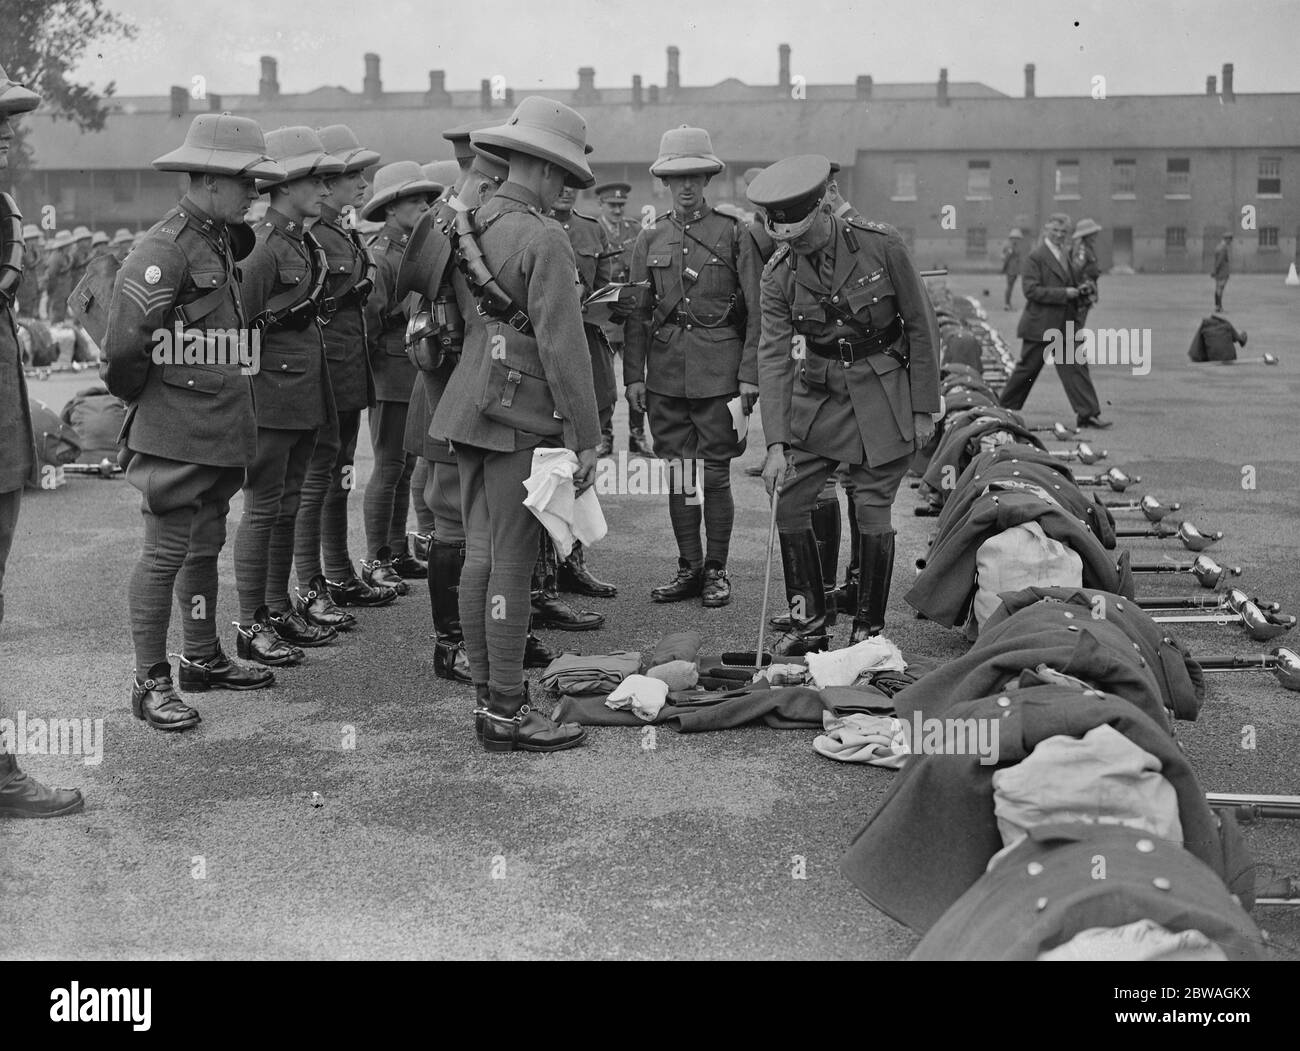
547 182 618 601
750 155 940 655
430 97 601 752
594 181 653 456
360 161 442 596
101 113 285 729
110 228 135 263
292 124 394 631
624 126 760 609
0 63 84 811
234 126 342 664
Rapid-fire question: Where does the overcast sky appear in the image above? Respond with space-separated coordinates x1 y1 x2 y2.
78 0 1299 99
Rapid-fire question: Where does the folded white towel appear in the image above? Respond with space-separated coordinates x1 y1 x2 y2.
604 674 669 722
804 636 906 689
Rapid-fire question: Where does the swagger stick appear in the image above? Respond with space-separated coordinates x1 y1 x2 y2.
755 485 781 673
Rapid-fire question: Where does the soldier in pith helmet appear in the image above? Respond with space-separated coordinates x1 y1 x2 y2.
102 112 289 731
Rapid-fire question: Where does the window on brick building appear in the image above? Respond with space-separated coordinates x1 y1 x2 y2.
1111 158 1136 198
1054 160 1080 199
965 226 987 258
1165 226 1187 252
1259 226 1279 250
892 160 916 201
966 160 991 200
1165 158 1191 198
1258 157 1281 196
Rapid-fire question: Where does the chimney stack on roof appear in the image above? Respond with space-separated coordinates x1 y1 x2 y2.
667 46 680 93
779 44 791 89
363 52 382 101
1221 62 1235 102
426 70 451 107
1024 63 1036 98
1206 74 1217 96
856 75 873 101
649 83 660 105
938 68 949 106
632 74 643 109
576 66 600 104
259 55 279 102
169 85 188 119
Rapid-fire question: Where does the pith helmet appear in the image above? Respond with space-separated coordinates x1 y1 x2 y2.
0 64 40 115
316 124 381 174
153 114 285 182
49 230 73 249
111 228 133 245
471 96 595 189
258 125 345 192
72 226 92 242
91 230 110 246
361 161 442 221
650 126 724 178
442 118 498 164
421 160 461 189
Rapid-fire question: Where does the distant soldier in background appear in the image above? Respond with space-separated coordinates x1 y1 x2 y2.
44 229 74 322
624 126 760 610
88 229 112 264
1001 228 1023 310
102 113 285 730
594 181 653 456
1212 232 1232 311
293 124 393 630
234 126 343 664
66 226 93 293
360 160 442 595
110 228 135 263
16 224 43 318
0 61 85 813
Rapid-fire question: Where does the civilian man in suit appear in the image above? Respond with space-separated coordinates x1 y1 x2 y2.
999 213 1110 430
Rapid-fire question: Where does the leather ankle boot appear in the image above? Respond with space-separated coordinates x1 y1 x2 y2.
132 660 202 731
295 575 356 632
524 630 557 668
769 529 832 657
0 751 85 818
702 561 732 607
473 682 490 742
651 557 704 602
628 427 654 457
177 642 275 692
430 539 471 681
480 682 586 753
326 572 397 608
268 607 337 647
362 545 409 595
530 540 604 631
392 536 428 580
234 607 305 666
557 540 618 598
849 530 896 645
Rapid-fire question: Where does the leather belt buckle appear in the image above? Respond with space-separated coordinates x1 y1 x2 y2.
836 338 856 367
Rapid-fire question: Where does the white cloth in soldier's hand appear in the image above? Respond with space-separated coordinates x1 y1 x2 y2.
523 447 607 558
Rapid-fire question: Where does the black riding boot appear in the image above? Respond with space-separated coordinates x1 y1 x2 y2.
769 529 832 656
430 539 471 684
530 539 605 631
771 497 841 629
849 529 896 645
